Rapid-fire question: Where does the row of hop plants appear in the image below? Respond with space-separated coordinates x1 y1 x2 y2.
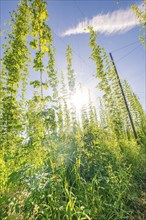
0 0 146 219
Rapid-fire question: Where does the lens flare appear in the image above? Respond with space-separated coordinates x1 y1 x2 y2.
71 87 89 111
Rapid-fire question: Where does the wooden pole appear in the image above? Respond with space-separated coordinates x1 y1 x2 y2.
109 52 137 140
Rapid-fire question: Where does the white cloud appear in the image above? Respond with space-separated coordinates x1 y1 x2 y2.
62 4 142 36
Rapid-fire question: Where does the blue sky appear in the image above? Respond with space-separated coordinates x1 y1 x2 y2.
0 0 145 111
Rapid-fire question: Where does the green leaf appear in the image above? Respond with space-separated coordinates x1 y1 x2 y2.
30 80 41 88
8 171 23 184
30 40 38 49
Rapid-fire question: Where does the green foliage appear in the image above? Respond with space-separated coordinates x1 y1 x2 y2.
131 1 146 48
66 45 76 92
0 1 146 220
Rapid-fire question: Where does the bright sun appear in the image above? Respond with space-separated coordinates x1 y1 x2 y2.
71 87 89 111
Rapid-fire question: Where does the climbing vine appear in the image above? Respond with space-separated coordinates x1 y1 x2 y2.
0 1 146 219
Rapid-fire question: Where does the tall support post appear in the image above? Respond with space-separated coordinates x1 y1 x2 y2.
109 52 137 140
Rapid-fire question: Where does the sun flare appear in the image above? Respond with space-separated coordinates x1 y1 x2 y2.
71 87 89 110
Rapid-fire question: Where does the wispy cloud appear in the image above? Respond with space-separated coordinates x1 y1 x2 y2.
62 4 142 36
